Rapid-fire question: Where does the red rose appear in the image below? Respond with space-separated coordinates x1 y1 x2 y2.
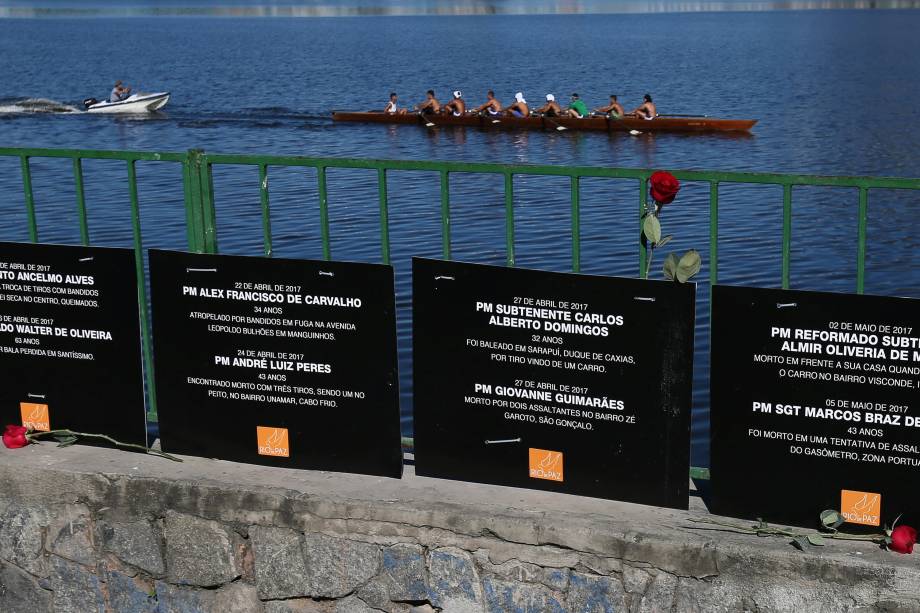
649 171 680 205
891 525 917 554
2 425 29 449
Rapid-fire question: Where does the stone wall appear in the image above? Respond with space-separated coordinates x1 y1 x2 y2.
0 444 918 612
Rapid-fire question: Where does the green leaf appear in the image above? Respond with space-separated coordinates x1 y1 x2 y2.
676 250 702 283
792 537 808 551
663 253 680 281
642 215 661 245
819 509 845 530
657 235 673 249
53 435 78 445
807 534 826 546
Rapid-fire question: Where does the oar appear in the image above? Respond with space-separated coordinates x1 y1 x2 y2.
541 113 567 131
419 110 438 128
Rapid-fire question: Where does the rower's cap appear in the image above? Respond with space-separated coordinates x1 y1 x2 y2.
571 93 579 98
115 80 122 86
453 90 462 99
515 92 525 102
546 94 555 101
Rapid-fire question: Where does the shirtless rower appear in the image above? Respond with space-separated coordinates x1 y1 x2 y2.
443 90 466 116
474 90 502 116
505 92 529 118
594 94 625 118
629 94 657 120
384 92 407 115
415 90 441 115
535 94 563 117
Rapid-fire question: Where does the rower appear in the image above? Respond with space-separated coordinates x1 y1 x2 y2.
384 92 407 115
535 94 562 117
629 94 657 120
474 90 502 116
566 93 589 119
443 91 466 116
110 80 131 102
594 94 625 118
505 92 529 118
415 90 441 115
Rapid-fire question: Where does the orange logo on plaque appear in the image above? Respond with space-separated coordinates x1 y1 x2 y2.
841 489 881 526
529 448 564 482
256 426 290 458
20 402 50 432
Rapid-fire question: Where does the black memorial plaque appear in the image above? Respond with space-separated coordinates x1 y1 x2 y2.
0 242 146 445
711 285 920 528
150 249 402 477
413 258 695 508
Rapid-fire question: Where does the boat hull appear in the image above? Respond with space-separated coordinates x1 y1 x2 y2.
86 92 170 114
332 111 756 133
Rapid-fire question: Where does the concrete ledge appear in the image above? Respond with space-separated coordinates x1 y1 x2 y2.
0 444 918 612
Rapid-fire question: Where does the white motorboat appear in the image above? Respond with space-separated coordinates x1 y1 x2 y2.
83 92 170 114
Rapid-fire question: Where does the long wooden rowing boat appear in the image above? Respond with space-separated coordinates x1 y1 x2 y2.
332 111 757 133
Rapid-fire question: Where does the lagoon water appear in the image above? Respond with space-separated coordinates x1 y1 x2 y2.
1 3 919 465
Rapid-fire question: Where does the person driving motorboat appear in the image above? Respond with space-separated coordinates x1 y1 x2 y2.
110 80 132 102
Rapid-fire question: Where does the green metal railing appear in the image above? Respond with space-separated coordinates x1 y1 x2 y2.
3 146 920 449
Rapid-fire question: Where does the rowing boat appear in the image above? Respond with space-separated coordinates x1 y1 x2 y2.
332 111 757 133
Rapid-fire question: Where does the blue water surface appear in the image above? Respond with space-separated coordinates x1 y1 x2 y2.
1 7 919 466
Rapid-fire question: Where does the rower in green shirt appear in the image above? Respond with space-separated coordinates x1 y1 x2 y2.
567 93 589 119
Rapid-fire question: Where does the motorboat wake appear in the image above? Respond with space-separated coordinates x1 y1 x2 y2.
82 92 170 114
0 98 82 114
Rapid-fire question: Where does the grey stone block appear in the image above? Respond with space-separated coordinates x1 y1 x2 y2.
49 556 104 613
302 534 380 598
482 577 565 613
47 505 95 567
0 560 52 613
334 595 379 613
104 570 156 613
100 520 165 576
381 543 429 601
153 581 205 613
263 599 332 613
0 506 48 577
250 525 308 599
566 571 627 613
212 581 262 612
356 543 429 611
427 547 483 612
163 511 239 587
541 567 570 591
635 571 677 613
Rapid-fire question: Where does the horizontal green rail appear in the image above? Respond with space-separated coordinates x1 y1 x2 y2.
3 145 920 476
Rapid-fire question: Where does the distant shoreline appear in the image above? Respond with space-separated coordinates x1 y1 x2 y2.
2 1 920 19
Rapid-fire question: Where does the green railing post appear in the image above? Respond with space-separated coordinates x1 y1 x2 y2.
73 158 89 246
378 168 391 265
259 164 273 257
198 157 218 254
126 160 158 421
638 177 648 277
709 181 719 286
20 156 37 242
317 166 331 260
857 187 868 294
504 172 515 267
571 175 581 273
440 170 451 260
782 184 792 289
184 149 207 253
